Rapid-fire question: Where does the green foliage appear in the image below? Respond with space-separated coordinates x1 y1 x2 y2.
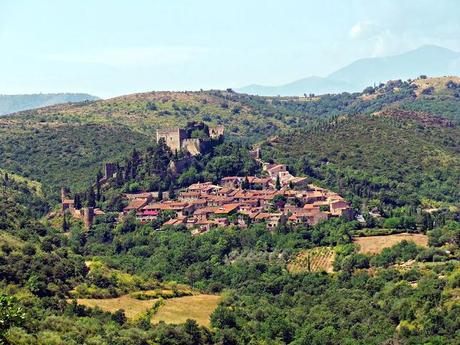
0 295 25 344
0 123 152 200
262 112 460 213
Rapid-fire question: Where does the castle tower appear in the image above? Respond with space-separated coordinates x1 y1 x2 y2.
156 128 187 152
83 207 95 229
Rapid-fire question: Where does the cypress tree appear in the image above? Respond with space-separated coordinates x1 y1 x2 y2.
62 214 69 232
87 186 96 208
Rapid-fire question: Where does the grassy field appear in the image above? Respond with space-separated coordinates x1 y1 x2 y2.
72 293 221 326
354 233 429 254
151 294 221 327
287 247 335 273
74 295 158 319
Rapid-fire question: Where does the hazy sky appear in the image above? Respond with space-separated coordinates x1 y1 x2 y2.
1 0 459 97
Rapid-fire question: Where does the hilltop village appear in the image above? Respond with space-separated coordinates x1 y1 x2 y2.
122 163 352 235
60 124 352 233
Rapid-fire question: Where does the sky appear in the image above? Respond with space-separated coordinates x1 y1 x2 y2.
1 0 460 98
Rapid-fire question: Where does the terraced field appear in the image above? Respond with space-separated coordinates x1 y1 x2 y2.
288 247 336 273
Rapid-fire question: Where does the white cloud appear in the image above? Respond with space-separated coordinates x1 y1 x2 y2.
44 46 207 68
349 20 377 39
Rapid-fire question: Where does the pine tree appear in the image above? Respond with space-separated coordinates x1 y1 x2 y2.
275 175 281 190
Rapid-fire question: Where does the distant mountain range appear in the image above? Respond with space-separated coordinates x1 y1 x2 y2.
237 45 460 96
0 93 99 115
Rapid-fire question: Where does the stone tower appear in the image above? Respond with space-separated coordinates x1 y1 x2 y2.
83 207 95 229
156 128 187 152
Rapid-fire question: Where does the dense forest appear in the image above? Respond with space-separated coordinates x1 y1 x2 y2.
261 109 460 216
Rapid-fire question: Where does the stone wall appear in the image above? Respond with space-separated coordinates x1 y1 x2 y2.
181 138 202 156
156 128 187 152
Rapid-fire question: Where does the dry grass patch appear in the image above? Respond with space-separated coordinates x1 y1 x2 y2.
412 76 460 96
74 295 158 319
354 233 428 254
151 294 221 327
288 247 335 273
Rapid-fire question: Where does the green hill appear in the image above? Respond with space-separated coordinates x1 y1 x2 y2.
0 77 459 201
261 108 460 212
0 171 49 239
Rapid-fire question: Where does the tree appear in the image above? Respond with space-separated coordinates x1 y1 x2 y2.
87 186 96 208
74 194 82 209
168 184 176 200
275 175 281 190
62 214 69 232
112 309 127 325
95 171 102 201
242 176 250 190
0 295 25 342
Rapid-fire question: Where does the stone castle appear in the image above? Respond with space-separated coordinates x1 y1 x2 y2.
156 124 224 156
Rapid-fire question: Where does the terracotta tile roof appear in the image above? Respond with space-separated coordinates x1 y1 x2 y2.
214 203 240 214
163 218 185 226
190 199 208 205
124 198 148 211
330 201 349 209
180 191 201 197
124 192 153 200
143 201 190 211
194 207 219 215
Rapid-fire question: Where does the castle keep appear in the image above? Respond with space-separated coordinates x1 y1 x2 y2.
156 124 224 156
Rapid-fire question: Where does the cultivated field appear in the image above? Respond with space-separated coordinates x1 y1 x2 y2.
288 247 335 273
74 295 158 319
354 233 429 254
151 294 221 327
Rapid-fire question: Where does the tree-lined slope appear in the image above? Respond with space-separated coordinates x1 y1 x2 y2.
262 109 460 210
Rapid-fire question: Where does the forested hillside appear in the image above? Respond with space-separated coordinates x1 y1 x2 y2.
0 77 459 201
261 109 460 213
